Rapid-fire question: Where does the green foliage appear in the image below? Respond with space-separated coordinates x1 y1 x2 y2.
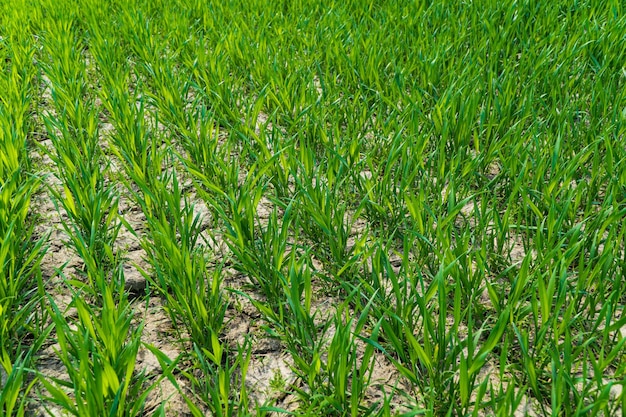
1 0 625 415
40 275 159 417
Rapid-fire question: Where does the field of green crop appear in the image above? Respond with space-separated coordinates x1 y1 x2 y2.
1 0 625 415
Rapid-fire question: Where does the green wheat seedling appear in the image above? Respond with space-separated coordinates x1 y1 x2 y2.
42 123 121 280
137 170 228 349
0 173 46 351
0 349 39 417
293 155 366 282
280 255 330 369
291 294 380 417
41 107 122 284
39 266 157 417
182 338 253 417
229 203 298 316
355 131 426 237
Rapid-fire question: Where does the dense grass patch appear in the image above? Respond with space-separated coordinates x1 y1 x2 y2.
1 0 625 415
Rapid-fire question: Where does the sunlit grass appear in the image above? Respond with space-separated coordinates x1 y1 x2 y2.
1 0 625 415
